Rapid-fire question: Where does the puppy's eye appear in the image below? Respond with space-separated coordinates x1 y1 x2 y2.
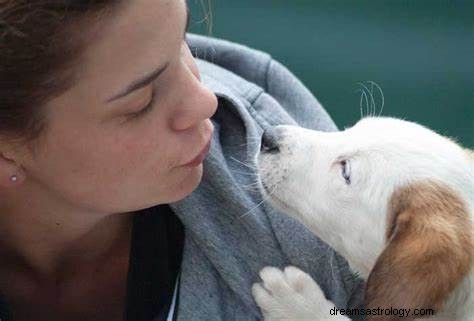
340 160 351 185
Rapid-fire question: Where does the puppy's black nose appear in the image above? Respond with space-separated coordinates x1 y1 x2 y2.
261 128 280 154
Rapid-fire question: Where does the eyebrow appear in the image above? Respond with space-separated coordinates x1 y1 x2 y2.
105 4 190 104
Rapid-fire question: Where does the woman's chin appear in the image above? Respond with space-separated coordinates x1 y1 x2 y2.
168 163 204 203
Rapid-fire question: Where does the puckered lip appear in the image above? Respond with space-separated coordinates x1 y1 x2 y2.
182 138 212 167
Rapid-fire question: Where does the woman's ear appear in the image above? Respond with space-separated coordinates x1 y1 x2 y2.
0 152 24 187
364 181 472 321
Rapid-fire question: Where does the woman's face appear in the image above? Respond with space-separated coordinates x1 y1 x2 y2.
13 0 217 213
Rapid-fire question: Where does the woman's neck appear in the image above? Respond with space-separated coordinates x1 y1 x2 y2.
0 181 134 282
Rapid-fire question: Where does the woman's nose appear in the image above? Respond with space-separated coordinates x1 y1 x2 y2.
170 71 218 131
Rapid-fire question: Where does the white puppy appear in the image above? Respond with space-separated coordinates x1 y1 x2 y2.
252 117 473 321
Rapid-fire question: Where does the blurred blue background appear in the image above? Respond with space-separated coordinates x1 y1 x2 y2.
189 0 473 148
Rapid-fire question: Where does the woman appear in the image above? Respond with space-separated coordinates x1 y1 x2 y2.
0 1 364 320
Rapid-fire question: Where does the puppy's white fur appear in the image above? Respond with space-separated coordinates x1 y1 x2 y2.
252 117 473 321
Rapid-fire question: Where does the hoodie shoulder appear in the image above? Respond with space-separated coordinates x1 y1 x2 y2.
186 33 272 92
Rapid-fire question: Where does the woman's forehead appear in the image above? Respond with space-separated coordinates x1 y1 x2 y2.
65 0 188 105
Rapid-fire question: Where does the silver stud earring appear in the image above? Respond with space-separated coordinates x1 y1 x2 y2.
10 175 18 182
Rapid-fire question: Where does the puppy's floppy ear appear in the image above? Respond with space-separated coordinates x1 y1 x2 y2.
365 181 472 321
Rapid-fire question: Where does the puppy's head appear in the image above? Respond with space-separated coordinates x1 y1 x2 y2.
256 117 473 317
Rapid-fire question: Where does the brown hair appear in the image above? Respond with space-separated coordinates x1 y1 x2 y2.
0 0 123 149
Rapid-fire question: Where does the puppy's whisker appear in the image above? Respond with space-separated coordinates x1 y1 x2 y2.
230 156 258 170
223 137 262 148
236 140 261 147
229 169 259 177
223 134 262 140
370 81 375 116
234 138 262 143
355 88 366 119
240 181 261 187
239 182 262 191
358 89 364 120
237 184 278 220
357 80 384 118
368 82 376 116
365 80 385 117
359 89 369 119
240 185 261 192
358 82 376 118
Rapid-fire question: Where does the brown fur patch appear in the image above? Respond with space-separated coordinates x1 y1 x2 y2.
365 181 472 321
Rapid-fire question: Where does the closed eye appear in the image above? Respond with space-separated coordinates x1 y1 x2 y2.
125 87 157 121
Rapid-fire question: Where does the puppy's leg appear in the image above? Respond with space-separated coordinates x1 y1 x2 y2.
252 266 350 321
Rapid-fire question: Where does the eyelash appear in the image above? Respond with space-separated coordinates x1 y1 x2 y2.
126 88 157 120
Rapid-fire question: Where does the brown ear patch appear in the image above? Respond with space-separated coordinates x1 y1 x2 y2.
365 181 472 321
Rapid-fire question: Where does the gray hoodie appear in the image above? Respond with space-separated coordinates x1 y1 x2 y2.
168 34 365 321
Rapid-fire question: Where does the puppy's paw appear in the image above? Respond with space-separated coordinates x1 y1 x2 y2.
252 266 343 321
